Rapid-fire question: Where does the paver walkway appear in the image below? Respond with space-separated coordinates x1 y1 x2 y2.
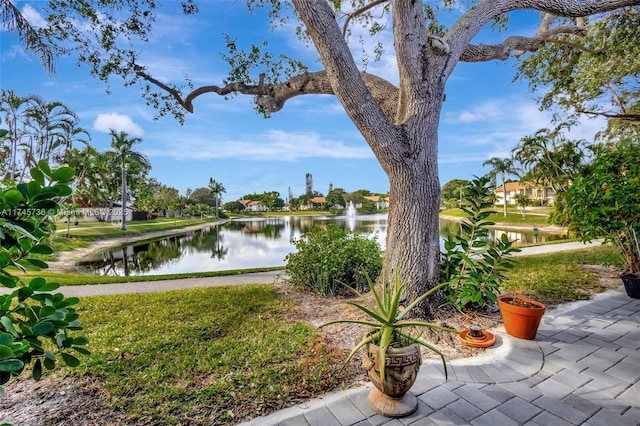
239 288 640 426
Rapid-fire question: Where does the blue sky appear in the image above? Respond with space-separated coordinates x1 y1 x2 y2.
0 1 606 203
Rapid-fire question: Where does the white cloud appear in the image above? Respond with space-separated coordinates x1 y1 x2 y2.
2 44 30 61
457 111 484 123
0 5 47 61
144 129 373 161
21 4 47 29
443 99 509 124
93 113 144 136
441 95 608 173
566 115 607 141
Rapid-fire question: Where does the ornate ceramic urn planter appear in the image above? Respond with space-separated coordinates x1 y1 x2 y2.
362 342 422 417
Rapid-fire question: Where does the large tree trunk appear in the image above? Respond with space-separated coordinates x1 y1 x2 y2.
294 0 448 318
384 125 443 319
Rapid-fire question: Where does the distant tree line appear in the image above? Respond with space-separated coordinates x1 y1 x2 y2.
0 90 234 221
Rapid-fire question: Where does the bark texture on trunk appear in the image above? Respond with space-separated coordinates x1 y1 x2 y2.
384 131 443 318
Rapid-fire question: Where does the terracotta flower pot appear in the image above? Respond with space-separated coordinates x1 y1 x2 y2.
498 296 545 340
362 342 422 417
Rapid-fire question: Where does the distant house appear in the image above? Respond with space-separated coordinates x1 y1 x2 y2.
493 182 556 206
310 196 326 210
239 199 268 212
353 195 389 210
363 195 389 210
60 199 135 223
297 195 389 211
298 196 326 211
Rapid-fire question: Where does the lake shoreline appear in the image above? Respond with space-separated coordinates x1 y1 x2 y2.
49 213 564 274
439 214 568 235
50 219 228 272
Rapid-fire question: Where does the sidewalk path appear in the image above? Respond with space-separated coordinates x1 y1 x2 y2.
239 287 640 426
512 240 604 257
0 271 285 297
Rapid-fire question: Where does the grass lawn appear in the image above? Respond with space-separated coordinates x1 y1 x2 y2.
73 285 350 425
440 208 552 226
25 244 621 425
503 245 623 306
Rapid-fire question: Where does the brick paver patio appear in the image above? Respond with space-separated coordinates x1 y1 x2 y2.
240 288 640 426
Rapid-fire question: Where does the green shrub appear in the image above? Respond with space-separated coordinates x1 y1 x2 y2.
565 141 640 273
285 224 382 295
0 161 89 397
443 199 459 209
358 199 377 214
441 176 520 310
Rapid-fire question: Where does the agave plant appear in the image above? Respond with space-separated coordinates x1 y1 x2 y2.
320 271 457 383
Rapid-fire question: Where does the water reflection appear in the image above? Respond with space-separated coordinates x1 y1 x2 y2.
76 215 566 276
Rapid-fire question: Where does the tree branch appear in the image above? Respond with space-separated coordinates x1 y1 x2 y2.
604 83 627 113
529 0 640 17
292 0 402 159
539 36 603 55
134 66 400 119
443 0 640 78
1 0 56 75
576 109 640 122
341 0 389 37
459 24 587 62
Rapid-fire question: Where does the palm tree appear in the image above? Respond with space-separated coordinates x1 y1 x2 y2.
512 122 586 194
109 131 150 230
24 96 77 165
208 178 226 219
513 193 531 218
0 91 22 179
456 183 466 207
0 90 34 180
0 0 57 74
67 146 117 209
57 115 90 163
482 157 519 217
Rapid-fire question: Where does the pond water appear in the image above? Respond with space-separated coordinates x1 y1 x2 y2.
76 214 567 276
